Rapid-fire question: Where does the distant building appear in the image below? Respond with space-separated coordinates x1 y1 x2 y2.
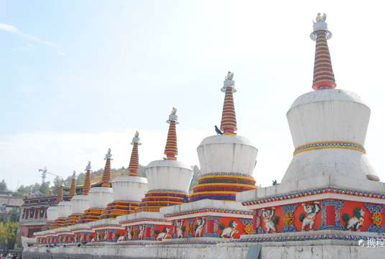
19 195 58 238
19 172 126 238
0 192 24 218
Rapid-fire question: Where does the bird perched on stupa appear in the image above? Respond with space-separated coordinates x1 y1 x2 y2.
215 125 223 135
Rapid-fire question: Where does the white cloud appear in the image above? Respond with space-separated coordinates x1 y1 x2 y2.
0 23 19 33
0 23 65 56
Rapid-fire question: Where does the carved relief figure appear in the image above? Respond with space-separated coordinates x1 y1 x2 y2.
194 218 206 237
300 202 320 231
220 221 238 238
262 208 279 233
138 225 145 240
125 226 132 240
117 235 125 242
156 227 170 241
175 220 185 238
343 207 365 231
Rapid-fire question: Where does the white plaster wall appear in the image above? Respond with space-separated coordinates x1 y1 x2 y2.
24 242 385 259
197 135 258 175
57 201 72 218
46 206 58 221
89 187 114 209
70 195 90 214
161 199 250 216
146 160 193 192
117 211 166 224
112 176 148 201
91 218 119 229
282 149 377 184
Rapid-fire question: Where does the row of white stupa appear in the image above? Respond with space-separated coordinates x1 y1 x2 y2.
43 13 382 232
44 77 258 225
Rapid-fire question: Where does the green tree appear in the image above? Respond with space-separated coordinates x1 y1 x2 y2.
52 176 62 195
77 172 85 185
39 181 51 196
0 220 19 250
15 185 32 196
0 179 7 192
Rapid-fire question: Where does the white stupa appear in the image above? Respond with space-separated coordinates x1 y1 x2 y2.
140 108 193 211
105 131 147 217
281 14 380 190
46 206 58 224
88 149 114 211
191 72 258 202
69 163 91 223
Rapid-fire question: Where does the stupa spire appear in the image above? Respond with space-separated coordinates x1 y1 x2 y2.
102 148 112 187
68 171 76 200
57 185 63 203
164 107 178 160
220 72 237 135
310 13 336 90
129 131 141 176
83 161 91 195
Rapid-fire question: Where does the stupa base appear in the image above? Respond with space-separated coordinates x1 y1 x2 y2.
191 173 257 202
90 218 125 242
52 217 67 228
66 213 83 226
117 211 172 241
80 208 105 223
161 199 253 240
140 190 189 212
100 200 140 218
237 175 385 242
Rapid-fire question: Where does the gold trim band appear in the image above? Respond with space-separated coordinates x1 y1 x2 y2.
294 141 366 155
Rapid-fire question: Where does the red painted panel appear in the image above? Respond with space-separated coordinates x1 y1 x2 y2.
208 219 214 233
326 205 335 226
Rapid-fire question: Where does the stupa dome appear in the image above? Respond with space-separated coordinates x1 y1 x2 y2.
198 134 257 176
46 206 58 222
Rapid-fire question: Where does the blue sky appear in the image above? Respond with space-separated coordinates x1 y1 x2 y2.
1 0 385 190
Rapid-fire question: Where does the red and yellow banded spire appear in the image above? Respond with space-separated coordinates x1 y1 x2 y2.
129 131 141 176
220 72 237 135
164 107 178 160
310 13 336 90
57 185 63 203
83 162 91 195
68 171 76 200
102 148 112 187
